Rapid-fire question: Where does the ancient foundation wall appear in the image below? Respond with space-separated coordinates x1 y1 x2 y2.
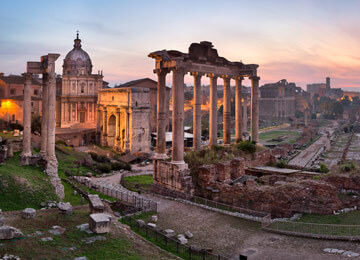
246 149 273 167
152 159 194 199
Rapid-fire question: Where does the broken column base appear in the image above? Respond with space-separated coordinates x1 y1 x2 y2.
45 157 65 200
152 159 194 199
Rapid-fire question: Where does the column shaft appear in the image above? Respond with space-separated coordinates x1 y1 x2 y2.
208 74 218 146
242 97 247 135
192 72 202 151
222 76 231 144
155 70 167 157
40 74 49 157
250 76 260 143
235 77 243 141
21 73 32 159
172 68 185 162
46 71 57 159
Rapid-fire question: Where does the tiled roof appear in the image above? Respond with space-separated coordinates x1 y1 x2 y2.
116 78 157 88
0 75 41 86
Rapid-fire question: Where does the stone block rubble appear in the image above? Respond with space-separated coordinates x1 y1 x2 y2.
0 226 24 240
89 213 111 234
21 208 36 219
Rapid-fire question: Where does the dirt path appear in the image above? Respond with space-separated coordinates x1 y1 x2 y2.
144 195 360 260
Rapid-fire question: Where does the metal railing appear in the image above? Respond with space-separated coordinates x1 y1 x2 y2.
262 219 360 240
122 216 231 260
191 196 269 220
72 176 158 212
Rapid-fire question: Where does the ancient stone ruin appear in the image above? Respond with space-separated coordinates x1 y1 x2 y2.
149 41 260 197
21 54 65 199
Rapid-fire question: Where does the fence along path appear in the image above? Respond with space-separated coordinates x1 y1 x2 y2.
72 176 158 212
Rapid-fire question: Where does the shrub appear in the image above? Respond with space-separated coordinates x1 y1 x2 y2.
111 162 125 171
211 145 223 151
341 162 355 172
237 141 256 153
89 152 110 163
10 123 23 131
275 160 287 168
55 140 67 146
96 163 112 173
319 163 329 173
31 114 41 133
124 163 132 171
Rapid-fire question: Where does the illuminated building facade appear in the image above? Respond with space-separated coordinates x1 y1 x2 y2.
0 74 42 124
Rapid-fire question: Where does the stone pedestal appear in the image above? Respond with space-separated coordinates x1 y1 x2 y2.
21 208 36 219
88 195 104 214
89 213 110 234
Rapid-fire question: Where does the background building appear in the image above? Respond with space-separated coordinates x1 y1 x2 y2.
0 74 42 125
56 33 103 128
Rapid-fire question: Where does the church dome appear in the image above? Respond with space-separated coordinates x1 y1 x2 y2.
63 32 93 76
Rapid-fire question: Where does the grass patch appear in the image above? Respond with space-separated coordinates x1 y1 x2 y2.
0 209 163 259
259 130 300 144
297 211 360 225
122 175 153 192
0 152 58 211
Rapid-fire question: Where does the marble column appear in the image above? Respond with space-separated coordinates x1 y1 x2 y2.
222 75 231 145
250 76 260 143
155 69 168 158
20 72 32 164
234 77 243 142
45 53 60 175
40 73 49 158
242 97 247 135
172 68 186 163
207 74 218 146
191 72 202 151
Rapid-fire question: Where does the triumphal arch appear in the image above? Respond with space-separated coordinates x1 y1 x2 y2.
149 41 260 197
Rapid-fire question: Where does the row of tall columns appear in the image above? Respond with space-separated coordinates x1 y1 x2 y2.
20 73 32 163
154 69 259 163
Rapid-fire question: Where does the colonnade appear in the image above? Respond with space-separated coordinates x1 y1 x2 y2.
154 69 260 164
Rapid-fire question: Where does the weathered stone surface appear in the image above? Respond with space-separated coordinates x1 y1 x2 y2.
0 254 21 260
76 223 89 231
49 225 65 235
88 194 104 214
0 226 23 240
81 235 106 244
40 237 53 242
136 220 145 227
0 209 4 226
74 257 88 260
177 234 188 245
22 208 36 219
58 202 73 215
151 215 158 223
89 213 110 234
184 231 193 239
147 223 156 229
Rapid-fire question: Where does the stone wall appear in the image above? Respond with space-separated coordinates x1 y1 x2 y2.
246 149 273 167
152 160 194 199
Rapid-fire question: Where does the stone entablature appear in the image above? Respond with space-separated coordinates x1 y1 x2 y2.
97 87 150 153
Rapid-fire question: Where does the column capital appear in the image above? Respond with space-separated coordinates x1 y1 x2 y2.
190 71 204 78
206 73 219 79
116 107 121 113
220 74 230 79
172 67 187 75
233 76 244 81
154 68 169 75
249 75 260 81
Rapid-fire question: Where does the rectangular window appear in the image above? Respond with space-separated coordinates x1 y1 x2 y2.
34 90 38 95
81 85 84 94
10 89 15 95
31 102 34 107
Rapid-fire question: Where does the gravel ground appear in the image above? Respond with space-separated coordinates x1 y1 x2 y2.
145 195 360 260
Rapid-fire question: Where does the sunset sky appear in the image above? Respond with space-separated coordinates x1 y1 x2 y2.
1 0 360 89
